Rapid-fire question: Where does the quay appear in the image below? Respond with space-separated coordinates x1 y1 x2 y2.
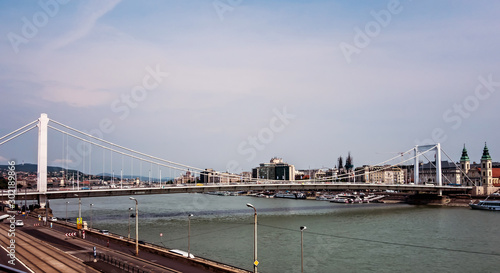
0 212 250 273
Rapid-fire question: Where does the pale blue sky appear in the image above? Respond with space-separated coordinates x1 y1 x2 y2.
1 0 499 175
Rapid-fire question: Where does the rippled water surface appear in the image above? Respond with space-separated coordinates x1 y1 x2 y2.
49 194 500 273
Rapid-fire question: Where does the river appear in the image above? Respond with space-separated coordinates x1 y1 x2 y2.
48 193 500 273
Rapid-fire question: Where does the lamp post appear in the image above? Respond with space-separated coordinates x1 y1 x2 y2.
128 207 133 239
45 199 49 226
246 203 257 273
188 214 193 258
90 203 94 230
300 226 307 273
74 194 82 237
65 201 69 223
129 197 139 256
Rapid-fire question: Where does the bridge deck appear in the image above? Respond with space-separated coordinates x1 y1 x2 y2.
10 183 472 200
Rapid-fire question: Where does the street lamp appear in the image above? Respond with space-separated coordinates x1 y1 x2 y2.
65 201 69 223
128 207 133 239
129 197 139 256
300 226 307 273
74 194 82 237
188 214 193 258
45 199 50 226
90 204 94 230
246 203 258 273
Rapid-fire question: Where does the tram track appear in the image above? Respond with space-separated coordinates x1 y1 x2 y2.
0 223 97 273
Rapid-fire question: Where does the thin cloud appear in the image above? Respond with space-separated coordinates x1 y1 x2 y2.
48 0 122 50
52 158 74 165
0 155 8 163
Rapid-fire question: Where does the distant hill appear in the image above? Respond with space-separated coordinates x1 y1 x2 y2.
0 163 76 173
0 163 173 181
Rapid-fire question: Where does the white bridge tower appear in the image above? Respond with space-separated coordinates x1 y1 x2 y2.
37 113 49 207
414 143 442 193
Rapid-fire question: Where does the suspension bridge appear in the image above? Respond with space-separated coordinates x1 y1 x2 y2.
1 114 473 205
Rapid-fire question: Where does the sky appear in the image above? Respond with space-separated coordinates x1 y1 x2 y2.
0 0 499 176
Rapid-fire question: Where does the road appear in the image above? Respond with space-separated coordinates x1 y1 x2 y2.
0 217 98 272
1 213 246 273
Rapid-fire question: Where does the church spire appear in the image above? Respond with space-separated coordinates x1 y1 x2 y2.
460 144 470 162
481 142 492 161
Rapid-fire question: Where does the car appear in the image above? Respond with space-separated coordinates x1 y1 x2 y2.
50 217 57 221
99 230 109 235
15 220 24 227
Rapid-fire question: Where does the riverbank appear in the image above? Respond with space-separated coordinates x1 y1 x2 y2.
244 190 478 207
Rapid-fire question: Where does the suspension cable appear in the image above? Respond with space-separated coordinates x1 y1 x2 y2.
441 149 476 186
320 145 437 181
48 125 193 173
0 125 38 146
0 120 37 141
49 119 205 172
420 153 453 185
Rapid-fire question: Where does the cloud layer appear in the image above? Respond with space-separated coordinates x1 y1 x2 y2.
0 0 499 173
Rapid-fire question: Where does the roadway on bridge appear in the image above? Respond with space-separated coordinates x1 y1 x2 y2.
14 183 473 201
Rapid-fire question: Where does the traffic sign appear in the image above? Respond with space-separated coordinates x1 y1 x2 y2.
254 260 259 266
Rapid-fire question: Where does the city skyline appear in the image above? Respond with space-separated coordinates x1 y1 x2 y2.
1 1 499 172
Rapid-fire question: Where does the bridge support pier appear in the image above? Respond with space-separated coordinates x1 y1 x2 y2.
38 194 47 209
407 193 450 205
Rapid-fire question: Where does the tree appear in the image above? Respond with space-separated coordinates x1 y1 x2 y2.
0 177 7 189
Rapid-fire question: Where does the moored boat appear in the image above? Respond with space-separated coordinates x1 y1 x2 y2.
469 200 500 211
330 194 361 204
274 192 306 199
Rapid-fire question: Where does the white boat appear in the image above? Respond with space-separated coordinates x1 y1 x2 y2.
469 200 500 211
316 195 335 201
330 194 361 204
363 195 386 203
470 190 500 211
274 192 306 199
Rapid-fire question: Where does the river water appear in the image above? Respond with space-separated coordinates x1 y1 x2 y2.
48 194 500 273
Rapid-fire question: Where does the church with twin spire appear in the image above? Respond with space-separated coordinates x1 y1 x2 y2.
460 143 499 195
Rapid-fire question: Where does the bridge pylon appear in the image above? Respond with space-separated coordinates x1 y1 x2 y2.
37 113 49 206
414 143 442 195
